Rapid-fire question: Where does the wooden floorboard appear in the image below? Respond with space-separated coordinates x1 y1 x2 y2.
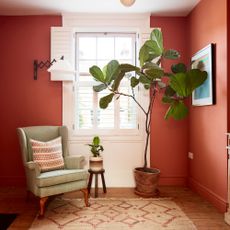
0 186 229 229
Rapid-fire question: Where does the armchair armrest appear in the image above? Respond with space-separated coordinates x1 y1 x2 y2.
25 161 41 177
64 155 85 169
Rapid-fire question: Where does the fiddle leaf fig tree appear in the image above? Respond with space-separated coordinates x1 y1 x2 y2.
89 28 207 170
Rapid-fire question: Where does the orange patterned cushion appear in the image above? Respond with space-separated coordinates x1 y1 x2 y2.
30 137 64 172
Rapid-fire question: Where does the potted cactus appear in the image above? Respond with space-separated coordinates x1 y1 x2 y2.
87 136 104 171
89 29 207 196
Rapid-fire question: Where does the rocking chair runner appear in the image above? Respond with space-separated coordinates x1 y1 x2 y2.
17 126 89 216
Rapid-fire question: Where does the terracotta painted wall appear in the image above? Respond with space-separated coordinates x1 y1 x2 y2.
188 0 228 212
0 15 190 187
150 17 189 186
228 0 230 131
0 16 62 186
0 9 228 214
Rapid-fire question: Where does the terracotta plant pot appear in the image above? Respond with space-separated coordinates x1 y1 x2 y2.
134 167 160 197
89 156 103 171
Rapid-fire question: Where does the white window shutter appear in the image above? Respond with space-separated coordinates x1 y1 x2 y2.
140 28 152 45
50 27 75 128
50 27 75 68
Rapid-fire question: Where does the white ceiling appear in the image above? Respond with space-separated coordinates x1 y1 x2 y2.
0 0 200 16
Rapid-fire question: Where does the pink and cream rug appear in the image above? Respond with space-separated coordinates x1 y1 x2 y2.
30 197 196 229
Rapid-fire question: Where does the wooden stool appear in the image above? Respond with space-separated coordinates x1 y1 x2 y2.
87 169 107 198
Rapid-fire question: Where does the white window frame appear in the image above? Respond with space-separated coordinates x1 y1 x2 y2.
51 13 151 142
74 32 140 136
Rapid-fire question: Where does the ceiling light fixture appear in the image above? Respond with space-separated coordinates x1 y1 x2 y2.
120 0 136 7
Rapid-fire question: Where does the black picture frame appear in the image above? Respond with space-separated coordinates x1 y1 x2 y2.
191 44 215 106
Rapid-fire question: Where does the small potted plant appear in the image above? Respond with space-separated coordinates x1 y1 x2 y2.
87 136 104 171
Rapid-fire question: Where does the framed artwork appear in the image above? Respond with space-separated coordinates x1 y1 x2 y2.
191 44 215 106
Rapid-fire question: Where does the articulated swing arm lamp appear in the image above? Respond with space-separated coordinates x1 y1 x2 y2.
33 56 64 80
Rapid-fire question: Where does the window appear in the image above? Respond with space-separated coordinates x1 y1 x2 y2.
74 32 139 135
51 15 151 187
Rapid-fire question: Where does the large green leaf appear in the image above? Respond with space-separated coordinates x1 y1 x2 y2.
139 39 163 66
163 49 180 60
170 73 188 97
119 64 139 73
142 62 161 70
186 69 208 91
131 77 139 88
93 83 107 92
99 93 114 109
165 101 188 120
171 63 187 73
104 60 119 83
137 72 151 84
150 29 163 52
144 68 164 80
170 70 207 97
139 44 153 67
111 71 125 91
89 66 105 83
144 40 162 57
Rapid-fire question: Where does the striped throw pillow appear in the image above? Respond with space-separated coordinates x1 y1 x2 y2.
30 137 64 172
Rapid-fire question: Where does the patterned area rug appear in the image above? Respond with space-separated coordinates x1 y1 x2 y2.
30 197 196 230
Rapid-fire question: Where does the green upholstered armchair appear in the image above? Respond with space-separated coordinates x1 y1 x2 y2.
17 126 89 216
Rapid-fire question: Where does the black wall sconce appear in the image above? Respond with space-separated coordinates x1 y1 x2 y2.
33 56 64 80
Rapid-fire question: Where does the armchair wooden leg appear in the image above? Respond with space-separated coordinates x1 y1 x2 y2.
81 188 89 207
39 197 48 217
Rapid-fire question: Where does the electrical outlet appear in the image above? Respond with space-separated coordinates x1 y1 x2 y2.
188 152 194 159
